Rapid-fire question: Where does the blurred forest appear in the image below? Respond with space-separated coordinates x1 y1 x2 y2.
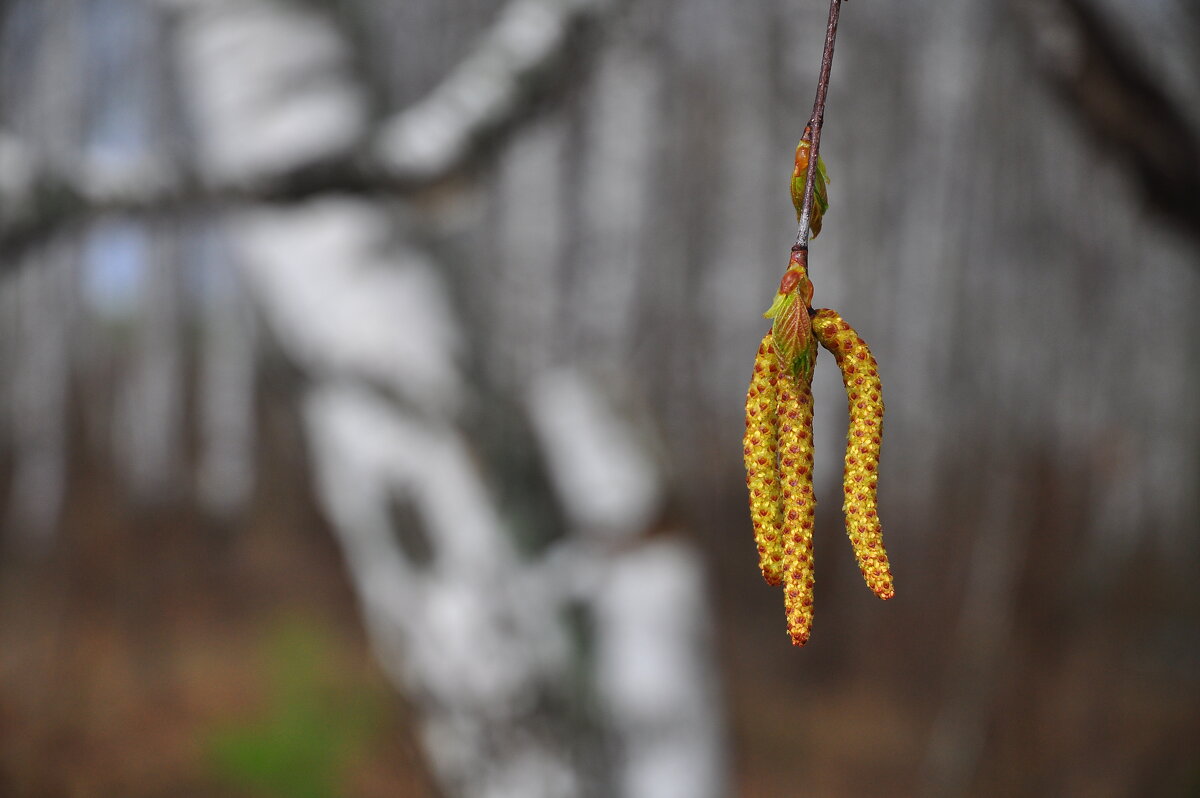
1 0 1199 797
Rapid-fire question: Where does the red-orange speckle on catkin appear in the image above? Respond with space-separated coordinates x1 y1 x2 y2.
743 333 784 586
812 308 894 600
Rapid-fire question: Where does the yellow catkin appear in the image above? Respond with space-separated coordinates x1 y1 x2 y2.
775 347 818 646
743 333 784 586
812 308 894 600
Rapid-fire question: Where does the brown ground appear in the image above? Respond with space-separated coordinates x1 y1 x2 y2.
2 430 1197 798
0 432 434 798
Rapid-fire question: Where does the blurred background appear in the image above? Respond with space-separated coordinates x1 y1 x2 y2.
1 0 1198 796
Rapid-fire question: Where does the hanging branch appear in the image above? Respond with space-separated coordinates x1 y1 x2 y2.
749 0 895 648
793 0 844 253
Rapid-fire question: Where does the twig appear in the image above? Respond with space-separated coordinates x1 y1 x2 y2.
793 0 844 252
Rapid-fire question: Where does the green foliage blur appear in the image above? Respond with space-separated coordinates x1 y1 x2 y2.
204 618 384 798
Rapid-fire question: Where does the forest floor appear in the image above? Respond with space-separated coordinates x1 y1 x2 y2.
1 445 1197 798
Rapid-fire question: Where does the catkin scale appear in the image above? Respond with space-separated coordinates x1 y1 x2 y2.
744 334 785 586
775 344 818 645
812 308 894 600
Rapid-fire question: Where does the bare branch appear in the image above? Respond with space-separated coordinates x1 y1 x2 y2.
376 0 605 180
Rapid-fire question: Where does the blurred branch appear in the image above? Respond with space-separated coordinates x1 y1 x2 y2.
0 0 605 261
376 0 606 181
0 136 377 259
1012 0 1200 242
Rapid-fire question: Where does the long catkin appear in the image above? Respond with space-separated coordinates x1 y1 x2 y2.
776 343 818 645
744 333 784 586
812 309 894 600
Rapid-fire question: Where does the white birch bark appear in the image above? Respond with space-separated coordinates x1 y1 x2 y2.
169 2 727 796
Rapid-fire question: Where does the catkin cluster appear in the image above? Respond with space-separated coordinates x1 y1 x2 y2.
743 334 820 644
744 133 892 646
743 264 893 646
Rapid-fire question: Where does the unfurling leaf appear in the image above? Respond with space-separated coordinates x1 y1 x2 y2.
763 259 816 382
770 293 813 382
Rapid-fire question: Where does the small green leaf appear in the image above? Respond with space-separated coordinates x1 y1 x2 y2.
770 291 812 381
790 146 831 238
814 157 830 215
792 336 818 382
763 290 793 321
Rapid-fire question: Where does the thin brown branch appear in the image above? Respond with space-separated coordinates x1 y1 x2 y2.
793 0 844 252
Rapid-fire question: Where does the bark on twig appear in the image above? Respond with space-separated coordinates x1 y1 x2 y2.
793 0 843 252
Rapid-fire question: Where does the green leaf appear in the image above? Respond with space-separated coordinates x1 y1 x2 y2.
790 154 831 238
769 292 812 381
763 290 792 321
